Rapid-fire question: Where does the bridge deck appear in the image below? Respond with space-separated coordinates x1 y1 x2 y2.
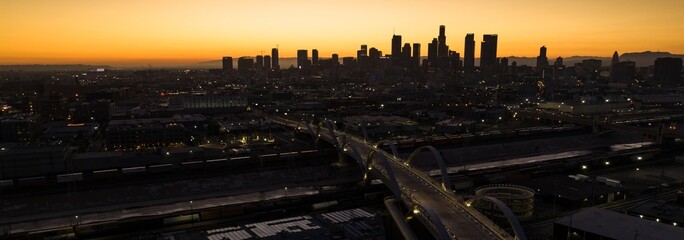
264 113 514 240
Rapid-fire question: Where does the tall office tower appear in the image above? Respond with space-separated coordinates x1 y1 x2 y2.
438 25 448 58
402 43 412 68
412 43 421 68
332 54 339 66
449 51 460 72
222 57 233 71
480 34 498 68
271 48 280 70
360 45 368 57
357 49 369 69
392 35 402 65
255 55 264 69
464 34 475 73
237 57 254 74
297 49 309 69
312 49 319 67
427 38 438 66
653 57 682 87
264 55 271 70
536 45 548 69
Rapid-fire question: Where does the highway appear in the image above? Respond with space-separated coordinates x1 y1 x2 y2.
264 113 518 240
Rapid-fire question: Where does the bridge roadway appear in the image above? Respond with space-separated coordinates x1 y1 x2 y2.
265 114 517 240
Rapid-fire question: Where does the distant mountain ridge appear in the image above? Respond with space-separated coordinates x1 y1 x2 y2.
0 64 111 72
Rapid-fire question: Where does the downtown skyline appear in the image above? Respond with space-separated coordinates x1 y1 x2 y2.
2 0 684 66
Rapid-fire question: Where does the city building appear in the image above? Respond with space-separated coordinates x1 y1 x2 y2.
536 45 548 69
391 34 402 65
464 33 475 74
480 34 498 68
237 57 254 75
438 25 448 58
255 55 264 69
412 43 421 68
271 48 279 70
312 49 319 67
428 38 438 67
264 55 272 70
222 57 233 71
402 43 412 68
653 57 682 87
297 49 309 70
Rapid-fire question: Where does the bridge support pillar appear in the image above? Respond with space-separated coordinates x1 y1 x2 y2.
384 198 419 240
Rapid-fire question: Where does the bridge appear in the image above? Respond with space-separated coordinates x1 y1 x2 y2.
519 110 684 144
262 112 525 240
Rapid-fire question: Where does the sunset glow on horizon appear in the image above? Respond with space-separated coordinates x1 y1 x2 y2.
2 0 684 66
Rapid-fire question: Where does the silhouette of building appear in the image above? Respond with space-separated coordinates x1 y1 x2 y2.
222 57 233 71
360 45 368 57
237 57 254 74
332 54 339 66
264 55 271 70
271 48 279 70
611 51 620 66
413 43 421 68
392 34 402 66
438 25 448 58
464 34 475 74
480 34 498 68
611 61 636 83
536 46 548 69
297 49 309 70
653 57 683 87
402 43 412 68
312 49 319 68
500 57 509 74
428 38 438 67
255 55 264 69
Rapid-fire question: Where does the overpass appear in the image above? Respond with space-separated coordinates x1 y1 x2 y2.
263 113 525 240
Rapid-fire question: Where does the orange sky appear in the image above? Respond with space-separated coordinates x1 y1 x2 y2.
2 0 683 66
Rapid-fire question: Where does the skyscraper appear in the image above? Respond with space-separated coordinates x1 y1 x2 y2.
255 55 264 69
402 43 412 68
264 55 271 70
536 45 548 69
271 48 280 70
438 25 448 58
412 43 421 68
480 34 498 68
332 54 339 66
297 49 309 70
237 57 253 74
312 49 319 67
360 45 368 57
653 57 682 87
392 34 402 65
222 57 233 71
427 38 438 66
464 34 475 73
